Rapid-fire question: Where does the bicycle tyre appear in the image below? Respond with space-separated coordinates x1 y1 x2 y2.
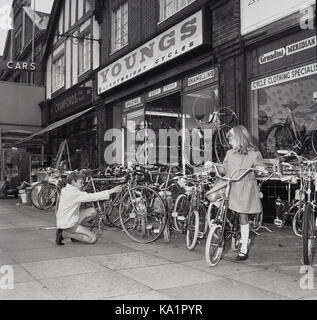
186 209 199 250
29 182 46 210
213 125 231 163
205 224 224 267
38 183 60 210
265 124 295 158
119 186 167 243
172 194 189 233
312 130 317 155
293 207 303 237
302 202 314 265
163 223 171 242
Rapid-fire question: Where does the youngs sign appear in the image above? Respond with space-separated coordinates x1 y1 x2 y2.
98 10 203 95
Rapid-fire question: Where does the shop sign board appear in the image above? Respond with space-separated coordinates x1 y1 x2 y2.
259 36 316 64
145 81 181 101
251 62 317 90
241 0 315 35
98 10 203 95
183 67 218 91
50 85 93 120
123 96 144 112
0 59 36 71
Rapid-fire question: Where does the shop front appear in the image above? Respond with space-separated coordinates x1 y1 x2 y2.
103 65 219 169
45 80 98 170
248 29 317 159
98 10 224 169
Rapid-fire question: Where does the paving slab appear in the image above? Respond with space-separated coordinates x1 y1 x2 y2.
0 238 56 252
182 259 259 276
144 246 205 263
9 264 35 283
21 257 106 280
118 264 222 290
0 230 43 241
40 269 150 300
0 281 56 300
159 279 290 300
106 290 175 300
0 253 16 265
227 269 317 299
88 252 172 270
0 224 17 230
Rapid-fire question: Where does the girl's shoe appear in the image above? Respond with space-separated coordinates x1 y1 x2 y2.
235 251 248 261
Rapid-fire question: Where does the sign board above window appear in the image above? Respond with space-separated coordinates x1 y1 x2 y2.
98 10 203 95
241 0 315 35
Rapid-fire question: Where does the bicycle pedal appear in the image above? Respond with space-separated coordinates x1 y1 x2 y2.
274 218 283 227
129 212 136 218
197 232 204 238
153 228 160 234
146 224 153 230
177 216 186 221
172 212 178 218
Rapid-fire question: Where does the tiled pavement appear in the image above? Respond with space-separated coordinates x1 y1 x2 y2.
1 198 317 300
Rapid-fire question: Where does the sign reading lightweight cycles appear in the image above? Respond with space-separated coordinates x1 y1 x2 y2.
241 0 315 35
98 10 203 95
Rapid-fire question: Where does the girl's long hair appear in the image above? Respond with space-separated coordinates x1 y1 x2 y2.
228 125 257 154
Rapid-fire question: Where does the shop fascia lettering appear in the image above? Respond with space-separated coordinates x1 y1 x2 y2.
259 36 316 65
251 62 317 90
6 60 36 71
98 10 203 95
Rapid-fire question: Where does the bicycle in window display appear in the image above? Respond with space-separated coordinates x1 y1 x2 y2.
265 106 317 159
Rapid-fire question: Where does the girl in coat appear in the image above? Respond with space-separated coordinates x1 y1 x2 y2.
207 125 266 261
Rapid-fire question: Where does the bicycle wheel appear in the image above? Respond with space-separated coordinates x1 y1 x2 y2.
205 224 224 267
302 202 315 265
186 209 199 250
38 183 60 210
265 125 294 158
213 125 231 163
119 186 167 243
29 182 46 210
172 194 189 233
312 130 317 155
293 207 303 237
163 222 171 242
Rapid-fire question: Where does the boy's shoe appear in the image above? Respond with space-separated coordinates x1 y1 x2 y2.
235 251 248 261
71 238 80 242
56 229 64 246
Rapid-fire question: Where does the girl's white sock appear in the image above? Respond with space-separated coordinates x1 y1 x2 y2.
240 224 249 254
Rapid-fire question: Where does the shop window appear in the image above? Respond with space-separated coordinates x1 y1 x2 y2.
253 76 317 159
183 86 219 167
52 53 65 92
159 0 196 22
145 93 182 165
111 2 128 53
78 28 91 76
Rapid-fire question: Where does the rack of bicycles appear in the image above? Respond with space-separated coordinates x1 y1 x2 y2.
17 150 317 267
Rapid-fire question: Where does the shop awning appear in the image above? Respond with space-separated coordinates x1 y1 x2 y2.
14 107 94 145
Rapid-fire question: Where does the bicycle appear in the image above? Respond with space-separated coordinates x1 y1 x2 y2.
265 106 317 158
205 163 268 267
278 150 317 265
191 104 238 163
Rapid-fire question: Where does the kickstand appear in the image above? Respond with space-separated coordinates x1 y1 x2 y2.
250 224 273 235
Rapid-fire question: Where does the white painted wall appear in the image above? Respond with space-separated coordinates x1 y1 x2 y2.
64 0 70 32
46 54 52 99
92 18 100 70
65 39 71 89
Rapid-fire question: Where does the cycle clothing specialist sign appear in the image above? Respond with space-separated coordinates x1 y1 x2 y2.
241 0 315 35
98 10 203 95
251 62 317 90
